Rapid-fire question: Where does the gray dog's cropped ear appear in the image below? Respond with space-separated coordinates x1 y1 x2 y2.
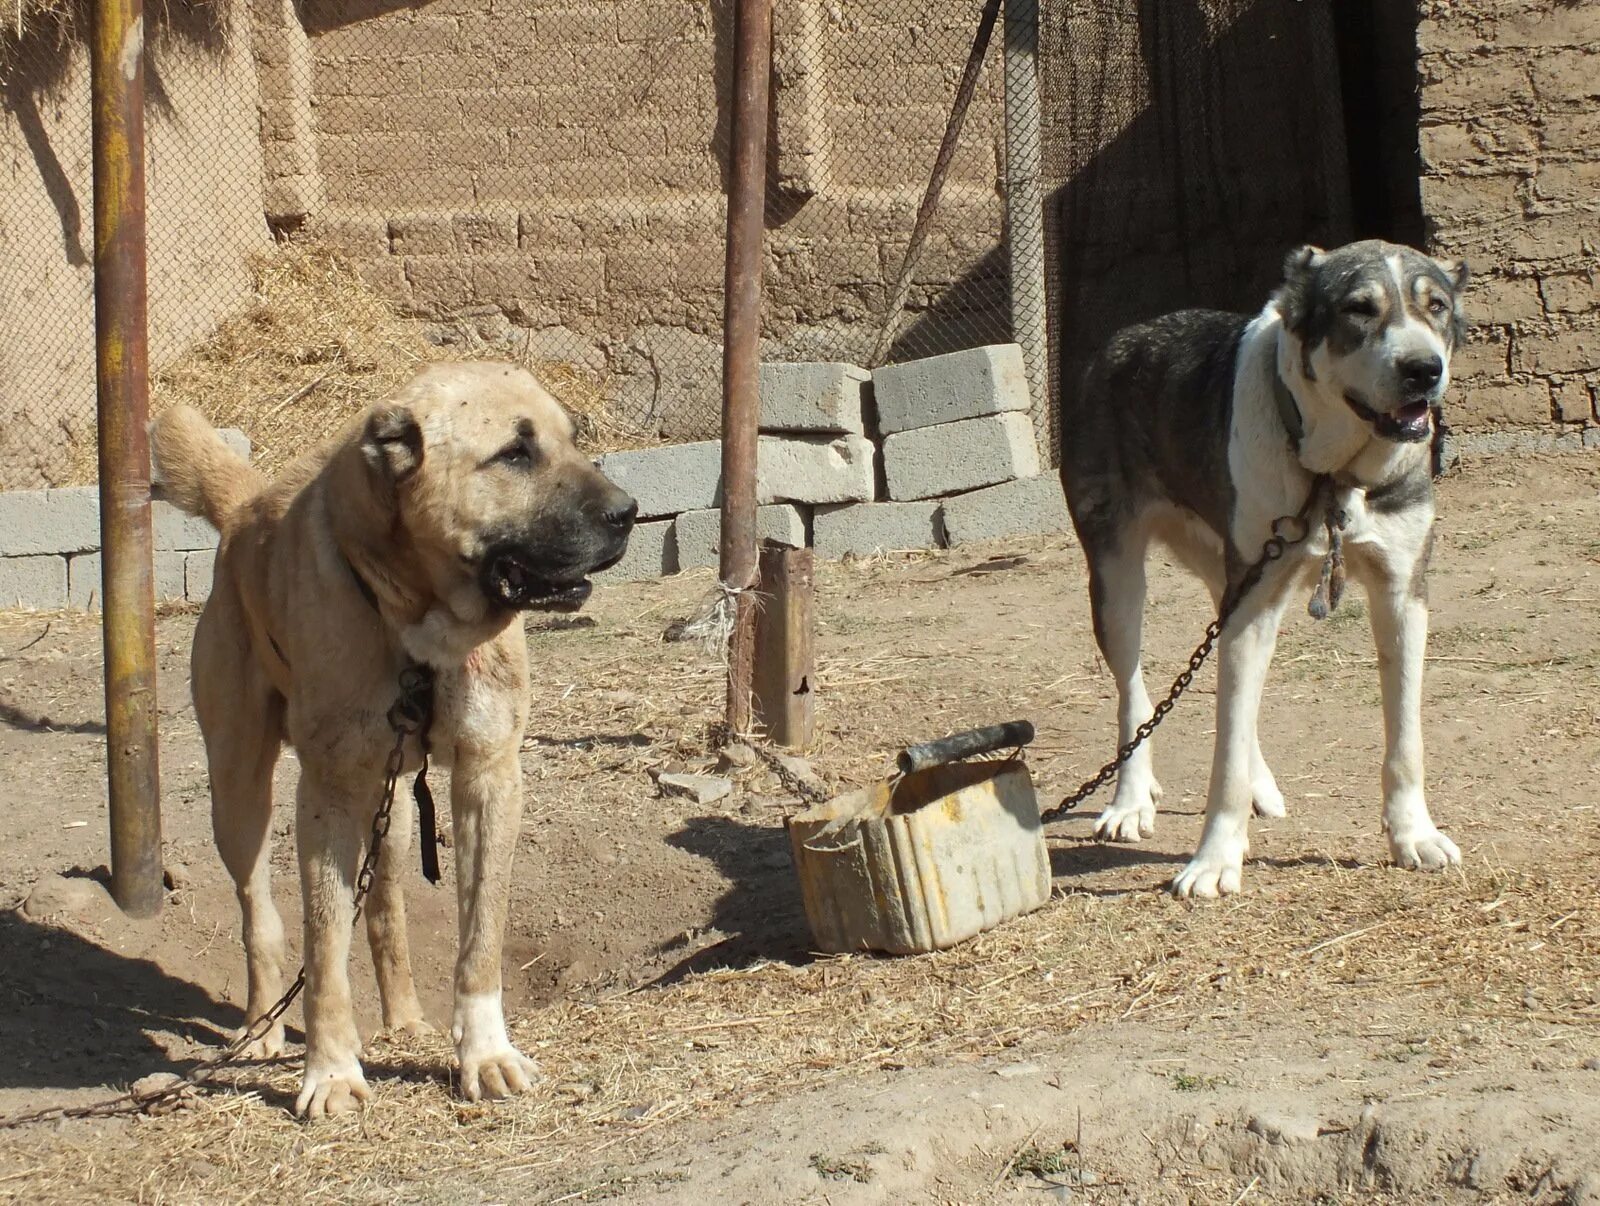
1276 244 1326 335
362 405 423 483
1436 256 1469 292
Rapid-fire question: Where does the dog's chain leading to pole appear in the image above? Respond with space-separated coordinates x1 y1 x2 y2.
1039 476 1329 825
0 665 436 1132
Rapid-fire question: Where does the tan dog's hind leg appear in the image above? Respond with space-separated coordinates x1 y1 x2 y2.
295 775 371 1118
193 592 288 1059
363 779 430 1036
449 750 539 1101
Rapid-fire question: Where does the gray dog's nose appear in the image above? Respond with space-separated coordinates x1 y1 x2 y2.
1398 354 1443 390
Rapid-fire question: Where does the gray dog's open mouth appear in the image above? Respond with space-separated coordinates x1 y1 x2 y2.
1345 393 1433 444
482 552 593 613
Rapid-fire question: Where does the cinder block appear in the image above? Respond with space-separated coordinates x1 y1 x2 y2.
872 344 1030 434
68 551 187 609
598 441 721 519
813 501 943 559
186 549 217 603
882 412 1041 501
153 502 220 552
759 362 870 434
941 474 1072 547
0 555 68 609
594 520 678 582
0 488 102 556
674 504 807 570
757 434 875 504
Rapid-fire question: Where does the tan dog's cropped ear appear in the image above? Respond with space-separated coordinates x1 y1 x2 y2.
362 405 423 483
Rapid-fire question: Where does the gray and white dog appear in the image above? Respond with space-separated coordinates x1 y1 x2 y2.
1059 239 1469 897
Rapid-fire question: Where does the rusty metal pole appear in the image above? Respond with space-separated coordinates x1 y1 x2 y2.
719 0 773 736
93 0 163 917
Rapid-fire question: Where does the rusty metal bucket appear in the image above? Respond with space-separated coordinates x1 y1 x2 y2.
785 722 1049 955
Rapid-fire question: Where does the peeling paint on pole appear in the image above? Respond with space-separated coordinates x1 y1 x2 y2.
120 14 143 80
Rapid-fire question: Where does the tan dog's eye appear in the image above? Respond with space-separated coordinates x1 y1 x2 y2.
495 438 536 468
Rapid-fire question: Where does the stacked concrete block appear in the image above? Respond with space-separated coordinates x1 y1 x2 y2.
571 347 1069 587
185 549 219 603
758 362 870 435
594 519 678 583
813 501 944 559
597 440 721 519
0 556 67 610
872 344 1029 434
756 434 875 505
675 504 807 571
0 429 250 610
941 474 1072 547
881 412 1041 501
68 552 189 610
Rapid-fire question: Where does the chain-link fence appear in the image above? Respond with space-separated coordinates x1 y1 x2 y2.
2 0 1060 492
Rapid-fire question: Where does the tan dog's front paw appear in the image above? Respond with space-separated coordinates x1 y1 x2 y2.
452 989 539 1102
459 1047 540 1102
233 1020 286 1061
296 1060 371 1118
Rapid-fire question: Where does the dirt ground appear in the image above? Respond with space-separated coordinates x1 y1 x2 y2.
1 453 1597 1204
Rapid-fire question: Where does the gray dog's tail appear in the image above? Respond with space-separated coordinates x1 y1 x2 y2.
149 405 263 534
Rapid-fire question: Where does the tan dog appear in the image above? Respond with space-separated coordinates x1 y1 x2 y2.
151 362 636 1117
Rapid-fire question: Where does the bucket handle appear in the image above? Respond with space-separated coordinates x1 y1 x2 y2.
895 720 1034 776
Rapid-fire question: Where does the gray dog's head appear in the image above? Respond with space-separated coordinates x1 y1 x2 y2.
1276 240 1469 444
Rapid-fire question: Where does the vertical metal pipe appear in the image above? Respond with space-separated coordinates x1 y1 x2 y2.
719 0 773 736
1004 0 1050 457
93 0 163 917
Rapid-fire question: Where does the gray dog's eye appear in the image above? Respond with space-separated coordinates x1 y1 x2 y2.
1342 297 1378 318
1427 297 1449 316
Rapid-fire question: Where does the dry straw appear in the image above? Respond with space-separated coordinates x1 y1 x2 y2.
66 246 652 483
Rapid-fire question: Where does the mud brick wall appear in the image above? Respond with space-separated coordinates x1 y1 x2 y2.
0 0 271 490
1418 0 1600 436
298 0 1005 438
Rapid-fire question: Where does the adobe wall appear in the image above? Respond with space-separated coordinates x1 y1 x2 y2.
0 0 271 489
1417 0 1600 437
297 0 1007 438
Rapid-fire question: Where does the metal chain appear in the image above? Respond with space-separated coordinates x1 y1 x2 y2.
0 665 435 1131
1039 477 1328 824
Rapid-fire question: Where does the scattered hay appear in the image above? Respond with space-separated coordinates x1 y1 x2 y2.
64 245 652 483
4 853 1596 1202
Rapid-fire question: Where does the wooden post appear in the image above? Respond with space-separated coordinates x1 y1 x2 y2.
752 542 815 749
93 0 162 917
719 0 773 735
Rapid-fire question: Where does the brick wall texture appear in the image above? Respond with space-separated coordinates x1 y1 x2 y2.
297 0 1008 438
3 0 1596 490
1418 0 1600 432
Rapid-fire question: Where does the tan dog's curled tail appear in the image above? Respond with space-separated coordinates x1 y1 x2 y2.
149 405 263 534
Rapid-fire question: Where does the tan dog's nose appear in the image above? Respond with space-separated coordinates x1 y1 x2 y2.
605 496 638 530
